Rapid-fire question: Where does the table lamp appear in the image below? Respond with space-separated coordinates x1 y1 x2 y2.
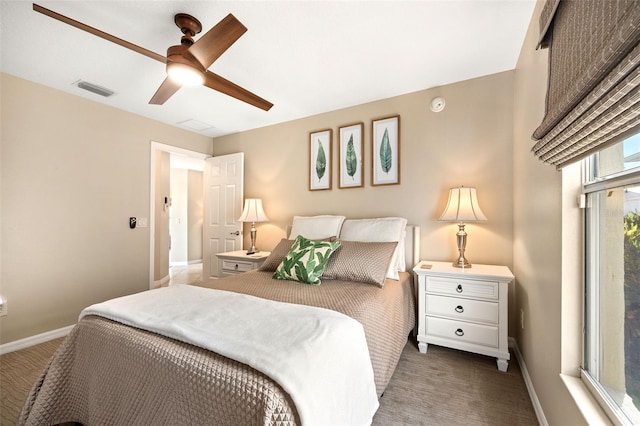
439 186 487 268
238 198 269 255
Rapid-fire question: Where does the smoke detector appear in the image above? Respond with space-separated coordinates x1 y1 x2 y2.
430 97 446 112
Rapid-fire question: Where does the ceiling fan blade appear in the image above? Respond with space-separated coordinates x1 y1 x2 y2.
149 77 182 105
33 3 166 64
188 14 247 70
204 71 273 111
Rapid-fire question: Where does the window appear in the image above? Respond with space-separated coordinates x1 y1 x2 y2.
584 134 640 425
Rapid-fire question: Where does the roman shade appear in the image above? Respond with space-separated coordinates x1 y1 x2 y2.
532 0 640 168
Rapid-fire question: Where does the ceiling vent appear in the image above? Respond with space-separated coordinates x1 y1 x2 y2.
73 80 116 97
177 119 215 131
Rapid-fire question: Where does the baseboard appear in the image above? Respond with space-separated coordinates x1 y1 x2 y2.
0 325 74 355
509 337 549 426
154 274 170 288
188 259 203 265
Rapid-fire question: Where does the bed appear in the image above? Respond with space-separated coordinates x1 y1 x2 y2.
19 216 419 426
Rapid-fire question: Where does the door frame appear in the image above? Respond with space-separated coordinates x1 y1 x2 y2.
149 141 209 289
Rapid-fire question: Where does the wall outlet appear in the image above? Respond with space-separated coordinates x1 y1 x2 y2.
0 297 7 317
520 309 524 329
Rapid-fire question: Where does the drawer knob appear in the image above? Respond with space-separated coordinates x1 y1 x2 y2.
456 284 463 293
455 328 465 337
234 264 239 270
455 305 464 313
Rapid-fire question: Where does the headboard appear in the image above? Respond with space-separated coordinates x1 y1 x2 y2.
404 225 420 271
285 224 420 272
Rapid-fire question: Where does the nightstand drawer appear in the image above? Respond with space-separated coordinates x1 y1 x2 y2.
425 294 498 324
425 316 499 348
222 260 254 273
426 277 498 300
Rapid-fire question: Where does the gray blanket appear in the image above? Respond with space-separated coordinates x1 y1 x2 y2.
19 271 415 426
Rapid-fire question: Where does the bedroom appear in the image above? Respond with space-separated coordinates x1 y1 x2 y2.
2 0 638 425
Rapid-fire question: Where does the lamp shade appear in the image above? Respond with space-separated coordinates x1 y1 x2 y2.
439 187 487 222
238 199 269 223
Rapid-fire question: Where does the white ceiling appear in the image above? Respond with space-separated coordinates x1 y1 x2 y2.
1 1 535 138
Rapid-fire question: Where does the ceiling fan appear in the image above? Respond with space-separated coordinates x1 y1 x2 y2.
32 3 273 111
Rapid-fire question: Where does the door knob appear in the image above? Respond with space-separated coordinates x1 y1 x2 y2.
230 231 240 236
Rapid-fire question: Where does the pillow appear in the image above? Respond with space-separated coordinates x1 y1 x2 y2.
289 215 346 240
322 240 398 287
258 239 296 272
259 237 336 272
339 217 408 280
273 236 341 285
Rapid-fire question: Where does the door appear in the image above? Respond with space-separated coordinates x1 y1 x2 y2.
202 153 244 280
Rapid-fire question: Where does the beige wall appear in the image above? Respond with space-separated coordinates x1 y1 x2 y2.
212 72 515 274
188 170 203 263
170 168 189 264
512 0 585 424
0 73 212 343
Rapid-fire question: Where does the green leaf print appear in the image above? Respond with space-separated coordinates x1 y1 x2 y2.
316 141 326 181
379 128 392 174
272 236 341 285
345 134 357 179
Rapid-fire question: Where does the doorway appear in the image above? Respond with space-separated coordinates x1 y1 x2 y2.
149 142 208 289
168 155 204 285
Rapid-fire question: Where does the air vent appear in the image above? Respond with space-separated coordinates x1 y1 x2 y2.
177 119 215 131
73 80 116 98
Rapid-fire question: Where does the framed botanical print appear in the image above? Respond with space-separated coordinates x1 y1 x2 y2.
338 122 364 188
371 115 400 186
309 128 332 191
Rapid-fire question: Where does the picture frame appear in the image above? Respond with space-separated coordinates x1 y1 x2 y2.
371 115 400 186
338 122 364 189
309 129 332 191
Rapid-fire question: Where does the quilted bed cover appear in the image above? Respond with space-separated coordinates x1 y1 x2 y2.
18 271 415 426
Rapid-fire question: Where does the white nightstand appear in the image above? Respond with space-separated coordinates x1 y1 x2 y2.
216 251 271 277
413 261 514 372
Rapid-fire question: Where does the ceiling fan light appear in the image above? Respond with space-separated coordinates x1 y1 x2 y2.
167 62 205 86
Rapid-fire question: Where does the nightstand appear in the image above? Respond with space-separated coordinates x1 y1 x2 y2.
413 261 514 372
216 251 271 277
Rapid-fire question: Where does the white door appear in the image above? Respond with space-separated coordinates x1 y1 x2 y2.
202 153 244 280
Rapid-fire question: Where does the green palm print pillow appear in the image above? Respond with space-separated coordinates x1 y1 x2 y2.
273 235 341 285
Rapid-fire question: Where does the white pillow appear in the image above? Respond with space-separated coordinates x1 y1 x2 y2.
339 217 408 280
289 215 346 240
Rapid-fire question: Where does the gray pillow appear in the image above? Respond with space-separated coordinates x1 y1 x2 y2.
322 240 398 287
258 239 295 272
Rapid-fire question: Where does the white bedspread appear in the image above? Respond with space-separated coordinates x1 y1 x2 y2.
80 284 379 426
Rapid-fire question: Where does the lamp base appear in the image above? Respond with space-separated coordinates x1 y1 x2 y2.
452 223 472 268
452 257 471 268
246 222 258 255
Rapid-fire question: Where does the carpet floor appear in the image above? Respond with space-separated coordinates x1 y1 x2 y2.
1 336 538 425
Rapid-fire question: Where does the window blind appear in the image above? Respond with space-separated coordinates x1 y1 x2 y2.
532 0 640 168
